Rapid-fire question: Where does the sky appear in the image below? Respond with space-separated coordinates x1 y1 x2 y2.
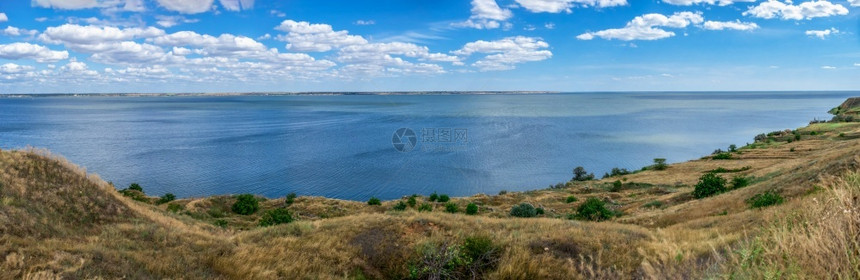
0 0 858 93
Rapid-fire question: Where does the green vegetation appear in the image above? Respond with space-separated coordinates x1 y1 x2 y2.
259 208 294 226
444 202 458 213
573 197 613 221
653 158 668 170
418 203 433 212
603 167 633 178
747 190 784 208
510 203 538 217
642 200 664 209
367 197 381 206
565 195 577 203
535 207 545 215
429 192 439 202
693 173 727 199
392 201 408 211
285 192 297 205
712 152 732 160
156 193 175 205
407 195 418 207
730 176 751 189
213 219 228 228
571 166 595 181
438 194 450 203
119 183 148 202
231 194 259 215
707 166 751 173
128 183 143 192
166 203 183 213
728 144 737 152
409 236 501 279
611 180 623 192
465 203 478 215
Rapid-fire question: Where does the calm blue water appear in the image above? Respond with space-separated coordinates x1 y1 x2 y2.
0 92 854 200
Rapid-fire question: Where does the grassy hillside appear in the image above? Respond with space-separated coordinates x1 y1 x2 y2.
2 100 860 279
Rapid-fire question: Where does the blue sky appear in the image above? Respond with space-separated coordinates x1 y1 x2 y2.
0 0 858 93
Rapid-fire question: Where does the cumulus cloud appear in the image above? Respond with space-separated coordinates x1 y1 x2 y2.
31 0 144 12
40 24 165 45
806 28 839 39
354 20 375 25
703 20 759 31
453 36 552 71
744 0 848 20
454 0 513 29
821 66 836 69
155 15 199 28
274 20 367 52
219 0 254 11
0 63 35 74
0 42 69 63
0 13 7 22
850 0 860 6
577 11 704 41
155 0 214 14
663 0 755 6
2 26 39 37
515 0 627 13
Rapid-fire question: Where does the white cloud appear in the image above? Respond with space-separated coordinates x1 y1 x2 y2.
514 0 627 13
806 28 839 39
274 20 367 52
155 0 214 14
354 20 375 25
0 42 69 63
269 10 285 17
545 23 555 29
850 0 860 6
854 63 860 67
663 0 755 6
744 0 848 20
219 0 254 11
151 31 268 57
454 0 513 29
577 12 704 41
0 63 35 74
453 36 552 71
0 13 7 22
2 26 39 36
703 20 759 31
31 0 144 12
155 15 199 28
821 66 836 69
40 24 165 45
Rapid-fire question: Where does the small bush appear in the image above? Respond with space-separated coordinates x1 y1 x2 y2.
574 197 613 221
748 190 784 208
418 203 433 212
510 203 538 217
712 153 732 160
536 207 545 215
730 176 750 189
444 202 458 213
642 200 664 209
610 180 623 192
285 192 297 205
693 173 727 199
839 133 846 137
259 208 294 226
565 195 577 203
167 203 183 213
653 158 668 170
438 194 450 203
429 192 439 202
728 144 737 152
156 193 176 205
213 219 228 228
407 195 418 207
367 197 381 205
498 190 508 195
128 183 143 192
231 194 259 215
393 201 407 211
790 147 796 152
810 131 818 136
572 166 595 181
465 203 478 215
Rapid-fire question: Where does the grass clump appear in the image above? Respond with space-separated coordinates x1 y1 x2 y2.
747 190 784 208
465 203 478 215
565 195 577 203
128 183 143 192
573 197 613 221
259 208 294 226
156 193 175 205
407 195 418 207
712 153 733 160
166 203 183 213
438 194 450 203
367 197 381 206
610 180 623 192
119 183 149 202
393 201 408 211
429 192 439 202
510 203 538 218
730 176 751 189
409 236 501 279
444 202 458 213
693 173 727 199
642 200 664 209
232 194 259 215
418 203 433 212
285 192 297 206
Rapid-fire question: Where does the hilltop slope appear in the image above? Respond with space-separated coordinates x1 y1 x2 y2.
2 100 860 279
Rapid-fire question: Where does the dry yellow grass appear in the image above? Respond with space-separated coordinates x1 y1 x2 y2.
2 105 860 279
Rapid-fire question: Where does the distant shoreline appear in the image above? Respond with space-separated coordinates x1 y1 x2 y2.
0 91 560 98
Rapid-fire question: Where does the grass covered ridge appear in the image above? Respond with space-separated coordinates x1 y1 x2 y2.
2 101 860 279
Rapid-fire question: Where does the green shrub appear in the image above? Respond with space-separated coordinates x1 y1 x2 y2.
653 158 668 170
610 180 623 192
510 203 538 217
367 197 381 205
748 190 784 208
536 207 545 215
213 219 228 228
572 166 595 181
156 193 176 205
498 190 508 195
407 195 418 207
120 188 149 202
693 173 727 199
565 195 577 203
790 147 796 152
728 144 737 152
128 183 143 192
444 202 458 213
409 237 500 280
642 200 664 209
259 208 294 226
418 203 432 212
810 131 818 136
839 133 846 137
231 194 259 215
465 203 478 215
730 176 750 189
712 153 732 160
438 194 450 203
429 192 439 202
574 197 613 221
393 201 407 211
285 192 297 205
167 203 183 213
